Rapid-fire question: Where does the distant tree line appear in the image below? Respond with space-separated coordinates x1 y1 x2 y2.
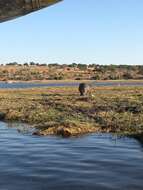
0 62 143 81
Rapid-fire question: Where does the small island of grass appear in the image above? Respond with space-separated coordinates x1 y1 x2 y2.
0 85 142 141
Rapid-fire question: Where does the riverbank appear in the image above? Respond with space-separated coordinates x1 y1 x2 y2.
0 86 143 138
1 64 143 81
2 79 143 84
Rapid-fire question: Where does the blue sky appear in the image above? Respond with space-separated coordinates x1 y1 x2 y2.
0 0 142 65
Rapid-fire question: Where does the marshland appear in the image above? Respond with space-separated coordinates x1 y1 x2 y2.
1 0 143 188
0 84 143 141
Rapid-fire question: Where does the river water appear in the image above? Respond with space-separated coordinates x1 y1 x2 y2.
0 122 143 190
1 81 143 88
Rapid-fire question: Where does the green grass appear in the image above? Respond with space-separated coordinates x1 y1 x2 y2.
0 86 143 137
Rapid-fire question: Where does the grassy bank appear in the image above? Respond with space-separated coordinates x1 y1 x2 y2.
1 64 143 81
0 86 143 138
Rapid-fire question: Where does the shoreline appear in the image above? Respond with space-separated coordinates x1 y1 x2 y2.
2 79 143 84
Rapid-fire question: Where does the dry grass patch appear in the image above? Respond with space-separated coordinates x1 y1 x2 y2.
0 86 143 137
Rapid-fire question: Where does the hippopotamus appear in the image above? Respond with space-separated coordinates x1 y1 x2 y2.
78 83 90 96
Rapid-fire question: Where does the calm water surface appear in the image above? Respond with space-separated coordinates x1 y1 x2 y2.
0 122 143 190
1 81 143 89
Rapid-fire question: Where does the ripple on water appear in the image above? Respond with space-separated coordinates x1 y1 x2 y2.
0 122 143 190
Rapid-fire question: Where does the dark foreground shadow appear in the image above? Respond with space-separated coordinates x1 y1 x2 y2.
127 133 143 146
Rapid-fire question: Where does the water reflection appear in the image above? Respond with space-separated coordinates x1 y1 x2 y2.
6 122 35 135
